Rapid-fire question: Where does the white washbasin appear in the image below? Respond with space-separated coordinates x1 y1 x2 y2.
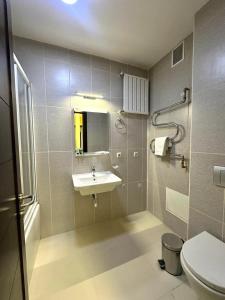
72 171 122 196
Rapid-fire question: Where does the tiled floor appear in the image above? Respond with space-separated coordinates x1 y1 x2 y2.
29 211 198 300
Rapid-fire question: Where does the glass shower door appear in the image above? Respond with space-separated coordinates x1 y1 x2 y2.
14 55 37 225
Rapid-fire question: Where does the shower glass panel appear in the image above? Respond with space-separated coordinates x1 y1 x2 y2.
14 55 37 225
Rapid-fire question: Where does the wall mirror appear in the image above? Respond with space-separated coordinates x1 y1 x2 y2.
74 110 109 155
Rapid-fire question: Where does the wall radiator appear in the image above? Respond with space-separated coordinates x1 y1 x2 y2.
122 73 149 115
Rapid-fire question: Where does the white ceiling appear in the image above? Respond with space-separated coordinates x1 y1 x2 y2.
11 0 208 69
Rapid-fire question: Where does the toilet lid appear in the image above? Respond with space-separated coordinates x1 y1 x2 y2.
182 231 225 294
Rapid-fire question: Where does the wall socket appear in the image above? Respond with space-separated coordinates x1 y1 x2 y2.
116 152 122 158
133 151 139 158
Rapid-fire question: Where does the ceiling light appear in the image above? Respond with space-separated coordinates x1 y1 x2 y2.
62 0 78 5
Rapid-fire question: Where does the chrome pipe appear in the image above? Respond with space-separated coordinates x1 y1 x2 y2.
151 88 190 143
151 88 190 117
149 88 190 162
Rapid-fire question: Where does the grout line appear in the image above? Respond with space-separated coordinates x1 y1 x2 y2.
33 104 46 108
192 151 225 156
69 58 76 229
126 114 129 215
44 105 71 110
44 55 53 236
71 151 76 228
37 150 72 153
71 58 76 228
49 150 73 153
222 190 225 240
109 61 112 101
110 147 147 151
90 55 93 93
109 62 113 219
187 32 195 240
190 206 223 225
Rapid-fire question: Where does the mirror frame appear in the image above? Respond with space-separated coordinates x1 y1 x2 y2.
73 109 110 156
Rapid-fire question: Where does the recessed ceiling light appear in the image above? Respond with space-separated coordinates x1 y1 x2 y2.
62 0 78 4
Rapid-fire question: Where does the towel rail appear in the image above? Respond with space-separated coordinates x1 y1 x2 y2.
151 87 190 138
150 88 190 166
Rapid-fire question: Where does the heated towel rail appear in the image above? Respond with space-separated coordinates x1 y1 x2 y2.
150 87 191 167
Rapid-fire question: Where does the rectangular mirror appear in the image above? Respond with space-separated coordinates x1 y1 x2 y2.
74 111 109 155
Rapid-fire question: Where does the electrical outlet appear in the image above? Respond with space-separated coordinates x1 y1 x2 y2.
133 151 139 158
116 152 122 158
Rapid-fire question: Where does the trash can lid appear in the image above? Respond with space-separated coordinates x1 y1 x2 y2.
162 233 183 251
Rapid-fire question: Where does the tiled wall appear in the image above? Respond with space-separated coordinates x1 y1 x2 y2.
147 34 193 240
188 0 225 240
14 37 148 238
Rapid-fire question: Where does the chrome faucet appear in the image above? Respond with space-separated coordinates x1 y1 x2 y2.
91 165 96 178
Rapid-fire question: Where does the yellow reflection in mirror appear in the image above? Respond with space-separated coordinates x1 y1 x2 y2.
74 112 83 153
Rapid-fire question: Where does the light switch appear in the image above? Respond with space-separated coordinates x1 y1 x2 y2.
213 166 225 187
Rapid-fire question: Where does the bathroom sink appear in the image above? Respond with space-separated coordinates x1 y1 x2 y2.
72 171 122 196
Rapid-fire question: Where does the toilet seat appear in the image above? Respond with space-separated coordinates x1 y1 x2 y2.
181 231 225 294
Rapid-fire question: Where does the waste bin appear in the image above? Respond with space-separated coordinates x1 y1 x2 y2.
161 233 183 276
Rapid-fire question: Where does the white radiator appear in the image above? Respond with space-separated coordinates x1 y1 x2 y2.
123 73 149 115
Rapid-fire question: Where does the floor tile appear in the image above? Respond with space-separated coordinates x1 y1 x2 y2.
29 211 194 300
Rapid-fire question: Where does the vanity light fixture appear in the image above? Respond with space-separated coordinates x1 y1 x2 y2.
75 92 104 100
61 0 78 4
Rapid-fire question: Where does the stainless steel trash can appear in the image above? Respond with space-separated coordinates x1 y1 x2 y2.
161 233 183 276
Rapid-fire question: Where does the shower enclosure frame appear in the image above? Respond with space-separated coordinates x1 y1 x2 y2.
13 54 38 235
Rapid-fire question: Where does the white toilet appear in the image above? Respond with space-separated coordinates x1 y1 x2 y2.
181 231 225 300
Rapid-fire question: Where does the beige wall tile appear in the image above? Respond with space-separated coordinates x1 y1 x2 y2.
13 37 46 107
92 69 110 99
149 183 187 239
190 153 225 221
70 64 91 94
69 50 91 67
33 106 48 152
110 113 128 149
49 152 74 234
91 55 110 71
127 115 143 149
47 107 72 151
188 208 223 240
35 153 52 238
110 73 123 99
14 36 148 237
45 59 70 107
128 149 143 182
74 192 94 228
95 193 111 223
110 61 127 75
128 182 146 214
147 34 192 238
111 184 128 219
110 149 128 182
189 0 225 240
